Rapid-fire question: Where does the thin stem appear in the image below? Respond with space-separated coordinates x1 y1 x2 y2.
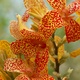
51 34 62 80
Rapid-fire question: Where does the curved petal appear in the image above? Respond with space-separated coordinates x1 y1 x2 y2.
11 38 46 57
47 0 66 11
70 48 80 57
32 66 54 80
17 15 46 43
38 10 64 40
20 29 46 44
4 58 32 73
22 10 29 22
10 21 24 40
15 74 30 80
65 0 80 15
35 47 49 73
65 18 80 42
10 14 30 40
0 40 16 58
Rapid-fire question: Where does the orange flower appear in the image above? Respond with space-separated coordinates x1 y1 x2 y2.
4 13 55 80
43 0 80 42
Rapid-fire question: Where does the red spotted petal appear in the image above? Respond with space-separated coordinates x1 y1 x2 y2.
32 66 54 80
4 58 31 73
35 47 49 73
11 29 46 57
38 10 64 39
10 21 24 40
20 29 46 45
11 38 46 57
15 74 30 80
47 0 66 11
22 10 29 22
65 18 80 42
65 0 80 15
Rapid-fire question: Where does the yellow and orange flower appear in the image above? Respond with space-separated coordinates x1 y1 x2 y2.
4 13 54 79
43 0 80 42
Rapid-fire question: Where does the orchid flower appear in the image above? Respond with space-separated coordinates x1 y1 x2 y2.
4 14 55 80
43 0 80 42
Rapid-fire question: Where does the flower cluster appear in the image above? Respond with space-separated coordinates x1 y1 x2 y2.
0 0 80 80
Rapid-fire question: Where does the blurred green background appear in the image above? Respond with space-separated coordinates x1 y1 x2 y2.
0 0 80 80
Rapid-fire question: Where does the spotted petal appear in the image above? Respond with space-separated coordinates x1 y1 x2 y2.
4 58 32 73
10 14 29 40
65 18 80 42
39 10 64 39
22 10 29 22
20 29 46 45
15 74 30 80
32 67 54 80
10 21 24 40
35 47 49 73
47 0 66 11
11 37 46 58
65 0 80 15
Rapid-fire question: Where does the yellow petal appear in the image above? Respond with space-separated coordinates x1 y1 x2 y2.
76 11 80 16
76 11 80 24
76 17 80 24
0 40 16 58
23 0 48 17
16 14 29 30
70 48 80 57
49 54 55 63
0 71 5 80
54 36 64 61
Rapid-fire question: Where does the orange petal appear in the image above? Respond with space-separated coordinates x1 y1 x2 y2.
70 48 80 57
38 10 64 39
20 29 46 45
48 75 54 80
65 0 80 15
4 58 31 73
47 0 66 11
22 10 29 22
65 18 80 42
11 38 46 57
15 74 30 80
10 21 24 40
35 47 49 73
32 66 54 80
